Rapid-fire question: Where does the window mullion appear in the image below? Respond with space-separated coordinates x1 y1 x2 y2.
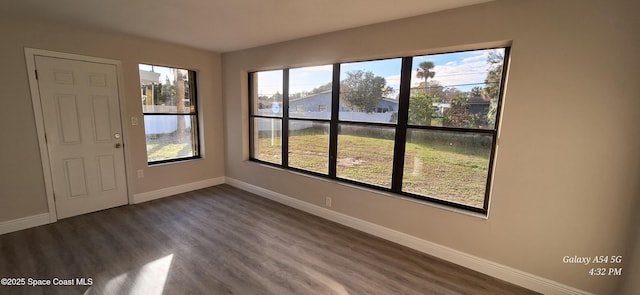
328 63 340 178
248 73 255 159
391 57 412 192
189 70 198 113
282 69 289 168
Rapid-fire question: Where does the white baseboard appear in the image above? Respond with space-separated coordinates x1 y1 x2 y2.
0 177 225 235
0 213 52 235
133 177 225 204
224 177 592 295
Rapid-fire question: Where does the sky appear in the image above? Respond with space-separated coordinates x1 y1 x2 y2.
255 48 505 98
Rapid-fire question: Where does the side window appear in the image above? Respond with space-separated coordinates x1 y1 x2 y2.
139 64 200 164
250 70 283 165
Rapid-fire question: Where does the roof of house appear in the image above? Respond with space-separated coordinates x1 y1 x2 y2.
468 95 490 104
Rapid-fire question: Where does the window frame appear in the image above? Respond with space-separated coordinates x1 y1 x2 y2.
140 65 202 165
248 47 510 214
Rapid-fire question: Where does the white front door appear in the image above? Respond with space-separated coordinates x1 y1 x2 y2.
34 56 128 219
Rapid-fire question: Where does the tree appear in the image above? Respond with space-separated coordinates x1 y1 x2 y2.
407 93 435 125
340 70 392 113
443 93 474 128
174 69 186 143
289 92 303 100
270 91 283 101
416 61 436 89
483 50 504 99
470 86 483 97
157 78 176 105
310 82 332 94
442 87 462 103
483 50 504 126
408 62 438 125
289 82 332 100
419 80 445 101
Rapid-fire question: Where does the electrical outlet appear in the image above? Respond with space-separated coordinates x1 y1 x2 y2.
325 196 332 208
137 169 144 178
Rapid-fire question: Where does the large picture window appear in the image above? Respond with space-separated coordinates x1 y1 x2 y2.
139 64 200 164
249 48 509 213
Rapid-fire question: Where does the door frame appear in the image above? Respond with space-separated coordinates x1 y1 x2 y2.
25 48 133 223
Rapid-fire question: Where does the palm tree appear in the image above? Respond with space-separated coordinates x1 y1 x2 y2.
416 61 435 91
174 69 186 142
415 61 436 125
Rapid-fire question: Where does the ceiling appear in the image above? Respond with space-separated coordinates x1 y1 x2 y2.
0 0 491 53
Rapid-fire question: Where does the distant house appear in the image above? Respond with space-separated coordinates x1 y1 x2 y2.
256 90 494 123
432 103 450 116
289 90 398 113
467 95 490 115
139 69 160 105
138 69 191 134
288 91 330 112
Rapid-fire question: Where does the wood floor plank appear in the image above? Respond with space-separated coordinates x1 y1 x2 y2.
0 185 540 294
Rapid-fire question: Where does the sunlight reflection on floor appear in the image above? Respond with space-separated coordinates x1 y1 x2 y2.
86 254 174 295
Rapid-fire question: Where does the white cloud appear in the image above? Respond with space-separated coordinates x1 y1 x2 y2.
255 70 283 97
384 74 402 87
385 65 490 91
462 52 489 63
431 60 490 88
383 51 493 91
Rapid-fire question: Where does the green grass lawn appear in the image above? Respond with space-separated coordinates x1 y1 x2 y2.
255 133 491 208
403 138 489 207
146 134 194 162
288 133 330 174
336 135 394 188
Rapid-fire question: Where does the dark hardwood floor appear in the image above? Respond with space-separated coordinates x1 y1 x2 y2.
0 184 539 294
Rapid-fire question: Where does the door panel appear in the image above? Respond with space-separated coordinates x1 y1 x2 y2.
56 95 82 144
96 155 117 191
91 96 113 142
36 56 128 219
64 158 88 197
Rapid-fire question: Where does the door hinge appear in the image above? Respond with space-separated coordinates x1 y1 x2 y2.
35 70 39 80
44 133 48 143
